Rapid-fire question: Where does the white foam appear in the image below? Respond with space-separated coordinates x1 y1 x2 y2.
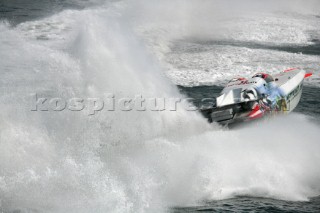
128 0 320 87
1 1 320 212
165 45 320 87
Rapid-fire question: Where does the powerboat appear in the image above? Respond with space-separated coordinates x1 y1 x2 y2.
201 68 312 125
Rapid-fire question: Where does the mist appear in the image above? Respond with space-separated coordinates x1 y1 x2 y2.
0 0 320 212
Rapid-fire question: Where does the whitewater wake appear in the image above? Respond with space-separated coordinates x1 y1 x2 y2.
0 1 320 212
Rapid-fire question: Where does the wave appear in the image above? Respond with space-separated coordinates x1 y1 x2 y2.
0 1 320 212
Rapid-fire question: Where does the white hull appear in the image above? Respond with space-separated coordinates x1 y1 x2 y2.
202 68 310 124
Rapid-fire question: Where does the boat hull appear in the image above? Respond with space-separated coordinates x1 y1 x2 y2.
202 69 306 125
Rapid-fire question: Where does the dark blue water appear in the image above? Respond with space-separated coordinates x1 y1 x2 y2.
1 1 320 212
173 196 320 213
0 0 97 25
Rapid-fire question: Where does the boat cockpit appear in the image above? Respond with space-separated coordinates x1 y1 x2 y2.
252 73 274 83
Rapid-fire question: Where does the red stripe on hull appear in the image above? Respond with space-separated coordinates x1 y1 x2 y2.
283 68 298 72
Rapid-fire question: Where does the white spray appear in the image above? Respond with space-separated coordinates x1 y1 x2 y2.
0 1 320 212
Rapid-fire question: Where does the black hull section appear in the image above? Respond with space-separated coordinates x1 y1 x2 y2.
200 101 256 125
